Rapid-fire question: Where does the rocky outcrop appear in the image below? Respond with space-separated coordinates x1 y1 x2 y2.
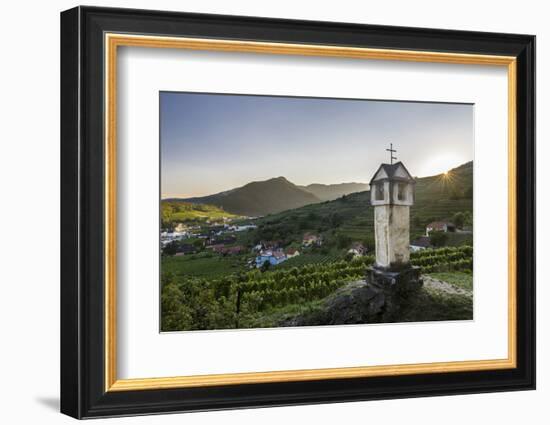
280 280 388 327
279 275 473 327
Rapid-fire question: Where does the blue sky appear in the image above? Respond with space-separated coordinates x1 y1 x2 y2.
160 92 473 198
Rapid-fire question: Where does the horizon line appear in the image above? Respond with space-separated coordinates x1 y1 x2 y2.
161 159 472 200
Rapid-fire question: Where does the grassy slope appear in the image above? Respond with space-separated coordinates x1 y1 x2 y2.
161 200 239 225
162 161 472 242
411 161 473 237
391 287 473 322
428 272 473 291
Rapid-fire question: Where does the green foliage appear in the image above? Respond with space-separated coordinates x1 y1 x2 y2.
192 239 204 250
429 231 449 247
463 210 473 226
344 252 356 262
410 246 473 273
276 252 343 269
161 274 237 331
162 241 179 256
162 254 248 279
336 233 352 249
452 212 465 229
260 260 271 272
161 275 193 331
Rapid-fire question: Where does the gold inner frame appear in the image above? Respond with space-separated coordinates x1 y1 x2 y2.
104 33 517 392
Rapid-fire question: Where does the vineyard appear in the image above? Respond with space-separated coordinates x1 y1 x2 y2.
276 252 344 269
239 246 472 310
410 246 473 273
161 246 473 331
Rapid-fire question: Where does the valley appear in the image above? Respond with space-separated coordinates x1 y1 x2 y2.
160 161 474 331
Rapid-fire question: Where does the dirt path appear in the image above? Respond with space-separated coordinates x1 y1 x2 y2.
422 275 472 297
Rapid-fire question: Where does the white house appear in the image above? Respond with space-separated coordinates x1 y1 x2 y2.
425 221 456 236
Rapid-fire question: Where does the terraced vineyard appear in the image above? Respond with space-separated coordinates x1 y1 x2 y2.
410 246 473 273
276 252 345 269
336 213 374 241
239 246 472 310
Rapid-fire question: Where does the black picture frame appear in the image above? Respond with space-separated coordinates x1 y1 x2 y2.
61 5 535 419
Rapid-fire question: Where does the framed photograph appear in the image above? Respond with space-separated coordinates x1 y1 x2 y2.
60 6 535 419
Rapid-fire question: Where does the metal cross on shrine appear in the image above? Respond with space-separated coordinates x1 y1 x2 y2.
386 143 397 164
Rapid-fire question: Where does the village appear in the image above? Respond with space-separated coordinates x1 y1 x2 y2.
161 213 471 271
161 219 327 269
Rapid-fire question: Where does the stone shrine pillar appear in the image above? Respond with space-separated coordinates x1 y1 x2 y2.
366 160 422 290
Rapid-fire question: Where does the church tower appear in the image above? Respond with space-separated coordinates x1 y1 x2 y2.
367 145 422 289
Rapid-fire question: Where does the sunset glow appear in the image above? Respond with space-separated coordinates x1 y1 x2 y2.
161 92 473 198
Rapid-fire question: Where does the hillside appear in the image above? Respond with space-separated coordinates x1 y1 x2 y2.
161 201 239 227
413 161 473 229
249 161 473 248
177 176 321 216
299 182 369 201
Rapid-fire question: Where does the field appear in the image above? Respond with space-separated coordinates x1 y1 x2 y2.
428 272 473 291
162 253 249 279
161 201 239 227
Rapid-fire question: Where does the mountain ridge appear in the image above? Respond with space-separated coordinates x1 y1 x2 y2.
299 182 369 202
174 176 321 216
165 161 472 217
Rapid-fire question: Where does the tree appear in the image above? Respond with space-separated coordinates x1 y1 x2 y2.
160 277 192 331
463 211 473 226
362 235 375 252
307 211 319 221
429 231 449 247
162 241 179 256
452 212 465 229
336 233 352 249
260 260 271 273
